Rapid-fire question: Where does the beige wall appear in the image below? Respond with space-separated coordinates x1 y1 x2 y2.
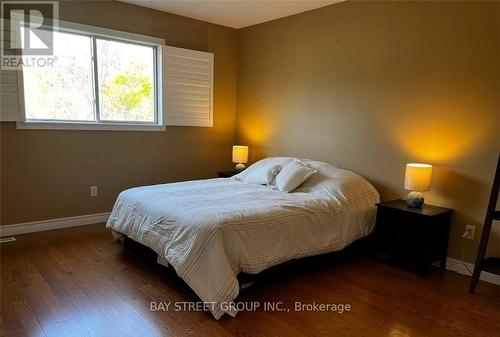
0 1 238 224
236 0 500 262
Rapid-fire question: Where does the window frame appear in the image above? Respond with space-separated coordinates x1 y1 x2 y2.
16 19 165 131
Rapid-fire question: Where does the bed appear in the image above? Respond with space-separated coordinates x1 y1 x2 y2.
106 157 380 319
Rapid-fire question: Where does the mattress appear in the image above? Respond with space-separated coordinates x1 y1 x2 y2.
106 158 380 319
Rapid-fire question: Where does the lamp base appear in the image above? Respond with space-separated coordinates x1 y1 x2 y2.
235 163 246 171
407 191 424 208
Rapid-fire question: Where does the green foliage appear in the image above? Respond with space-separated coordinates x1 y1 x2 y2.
102 69 153 119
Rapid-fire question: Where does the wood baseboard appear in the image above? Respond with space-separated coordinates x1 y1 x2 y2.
0 212 110 236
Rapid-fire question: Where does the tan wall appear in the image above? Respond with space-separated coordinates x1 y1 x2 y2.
0 1 238 224
236 0 500 262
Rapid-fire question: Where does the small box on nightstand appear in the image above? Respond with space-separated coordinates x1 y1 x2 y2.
374 199 453 277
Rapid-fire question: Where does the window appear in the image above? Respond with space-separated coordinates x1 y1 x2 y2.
18 21 164 131
96 39 155 123
13 20 214 130
23 31 95 121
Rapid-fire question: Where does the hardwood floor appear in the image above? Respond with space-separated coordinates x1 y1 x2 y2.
1 224 499 337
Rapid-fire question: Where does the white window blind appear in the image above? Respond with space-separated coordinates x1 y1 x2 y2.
1 19 22 121
163 46 214 127
0 70 22 121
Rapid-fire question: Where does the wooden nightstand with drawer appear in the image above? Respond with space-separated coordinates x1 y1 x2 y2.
374 199 453 277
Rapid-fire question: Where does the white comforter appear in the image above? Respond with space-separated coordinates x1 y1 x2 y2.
106 158 379 319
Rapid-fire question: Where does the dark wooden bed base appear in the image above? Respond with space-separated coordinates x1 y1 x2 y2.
121 235 373 291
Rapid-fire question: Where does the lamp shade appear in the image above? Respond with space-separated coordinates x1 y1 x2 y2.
232 145 248 164
404 163 432 191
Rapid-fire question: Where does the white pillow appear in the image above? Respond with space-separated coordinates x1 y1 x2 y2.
234 157 294 182
244 165 277 185
275 160 317 192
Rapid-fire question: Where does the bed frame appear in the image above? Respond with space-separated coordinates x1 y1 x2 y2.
120 235 373 291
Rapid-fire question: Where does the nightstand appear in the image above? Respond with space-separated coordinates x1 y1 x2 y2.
218 170 239 178
374 199 453 277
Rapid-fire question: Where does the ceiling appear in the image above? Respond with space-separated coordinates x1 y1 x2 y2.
119 0 342 29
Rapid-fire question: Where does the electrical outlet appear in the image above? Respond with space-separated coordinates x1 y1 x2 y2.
464 225 475 240
90 185 98 197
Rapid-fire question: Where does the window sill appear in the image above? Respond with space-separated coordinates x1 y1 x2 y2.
16 121 166 132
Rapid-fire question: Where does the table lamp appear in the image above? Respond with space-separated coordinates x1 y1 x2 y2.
232 145 248 171
404 163 432 208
